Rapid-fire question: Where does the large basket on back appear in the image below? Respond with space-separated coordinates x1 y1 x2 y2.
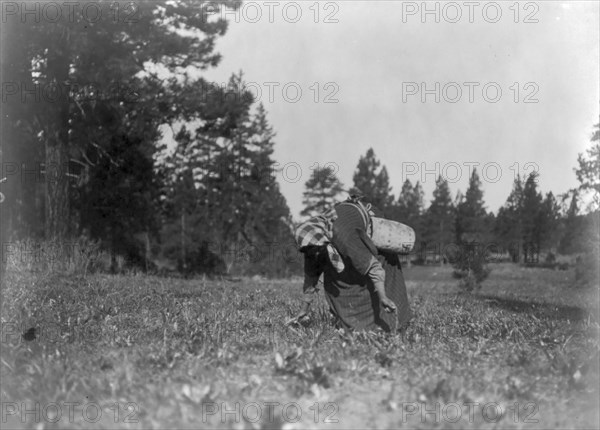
370 217 415 254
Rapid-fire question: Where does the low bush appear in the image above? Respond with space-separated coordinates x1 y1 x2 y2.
451 241 491 292
1 237 111 276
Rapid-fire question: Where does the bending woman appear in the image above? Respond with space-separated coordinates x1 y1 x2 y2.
294 197 412 331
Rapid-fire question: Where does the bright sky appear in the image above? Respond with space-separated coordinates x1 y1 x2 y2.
197 1 599 220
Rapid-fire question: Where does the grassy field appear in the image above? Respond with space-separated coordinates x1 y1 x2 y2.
1 263 598 429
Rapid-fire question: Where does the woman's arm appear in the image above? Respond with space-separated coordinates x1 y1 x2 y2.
365 256 397 313
299 272 320 317
289 248 324 323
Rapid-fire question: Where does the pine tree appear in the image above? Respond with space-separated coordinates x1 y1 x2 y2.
351 148 393 211
156 126 204 272
571 119 600 285
157 95 293 275
454 168 490 288
423 176 455 261
575 119 600 209
539 192 562 251
392 180 424 221
79 133 158 271
455 168 486 242
387 179 424 260
238 103 293 247
412 182 425 216
520 173 543 262
392 180 414 221
495 175 567 261
301 166 345 218
3 1 239 241
494 176 524 262
558 191 581 254
374 166 394 210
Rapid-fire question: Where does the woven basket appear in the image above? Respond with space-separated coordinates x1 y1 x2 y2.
370 217 415 254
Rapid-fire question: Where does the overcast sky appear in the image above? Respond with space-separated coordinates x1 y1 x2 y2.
197 1 599 220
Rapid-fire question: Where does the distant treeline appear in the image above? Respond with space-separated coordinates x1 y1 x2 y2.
301 135 599 281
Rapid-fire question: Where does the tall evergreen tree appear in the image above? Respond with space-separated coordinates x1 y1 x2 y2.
374 166 394 210
301 166 345 218
571 119 600 285
539 191 562 250
423 176 455 255
351 148 393 211
521 173 543 250
494 176 524 261
521 176 560 251
412 181 425 216
388 179 424 250
391 180 424 220
155 92 293 274
392 180 414 221
494 174 559 260
156 126 203 272
79 133 158 271
575 119 600 209
455 168 487 242
2 0 239 241
453 169 492 288
558 191 582 254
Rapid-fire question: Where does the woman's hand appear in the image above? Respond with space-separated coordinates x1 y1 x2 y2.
285 312 310 326
380 296 397 313
286 302 312 325
374 281 396 313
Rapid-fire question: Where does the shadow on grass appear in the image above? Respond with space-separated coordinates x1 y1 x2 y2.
475 294 591 322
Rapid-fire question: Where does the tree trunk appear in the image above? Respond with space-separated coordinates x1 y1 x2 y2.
44 33 71 240
439 219 444 266
45 142 70 239
145 231 151 272
181 211 186 272
0 17 34 241
110 224 117 273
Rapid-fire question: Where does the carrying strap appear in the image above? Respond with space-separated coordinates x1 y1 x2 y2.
337 200 372 232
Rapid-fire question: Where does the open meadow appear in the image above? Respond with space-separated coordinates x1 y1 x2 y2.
1 263 599 429
3 2 599 429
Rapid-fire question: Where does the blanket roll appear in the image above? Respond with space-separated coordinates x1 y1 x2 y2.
370 217 415 254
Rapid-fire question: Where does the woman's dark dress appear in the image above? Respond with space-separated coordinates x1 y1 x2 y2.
323 251 411 331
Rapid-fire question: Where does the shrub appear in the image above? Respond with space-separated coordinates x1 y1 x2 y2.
451 242 491 292
574 212 599 288
1 237 111 276
545 252 557 264
575 247 599 287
